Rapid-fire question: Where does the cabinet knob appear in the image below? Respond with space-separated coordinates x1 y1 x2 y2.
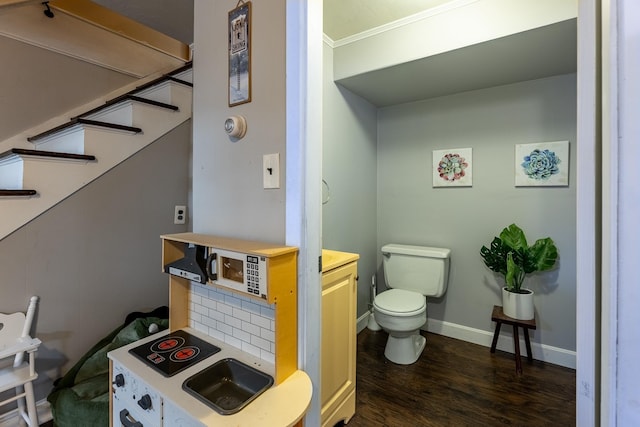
138 394 152 410
112 373 125 388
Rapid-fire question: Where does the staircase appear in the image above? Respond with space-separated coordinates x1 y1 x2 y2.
0 62 193 241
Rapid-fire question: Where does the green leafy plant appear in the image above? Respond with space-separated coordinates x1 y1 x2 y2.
480 223 558 293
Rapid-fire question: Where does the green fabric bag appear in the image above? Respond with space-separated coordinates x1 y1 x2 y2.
47 316 168 427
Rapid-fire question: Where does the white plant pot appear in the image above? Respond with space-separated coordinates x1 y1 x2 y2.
502 287 535 320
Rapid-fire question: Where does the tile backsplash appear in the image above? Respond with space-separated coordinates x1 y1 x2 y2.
189 281 276 364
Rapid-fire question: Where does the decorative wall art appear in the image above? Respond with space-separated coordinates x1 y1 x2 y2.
228 1 252 106
515 141 569 187
432 148 473 187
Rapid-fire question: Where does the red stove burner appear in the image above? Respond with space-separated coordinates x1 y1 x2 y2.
129 330 221 377
152 337 185 352
171 346 199 362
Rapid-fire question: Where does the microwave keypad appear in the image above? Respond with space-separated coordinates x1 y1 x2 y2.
247 255 260 295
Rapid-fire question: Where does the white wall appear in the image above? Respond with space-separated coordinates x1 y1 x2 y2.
322 40 378 319
192 0 287 242
376 74 577 353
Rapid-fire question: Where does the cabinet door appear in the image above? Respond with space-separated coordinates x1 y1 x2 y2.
321 262 357 415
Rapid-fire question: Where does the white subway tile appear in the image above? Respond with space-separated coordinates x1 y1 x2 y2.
225 334 242 350
260 349 275 364
251 335 271 351
261 328 275 342
224 294 242 308
225 314 242 329
208 328 225 342
194 303 208 315
193 321 207 335
218 322 233 335
260 305 275 319
233 307 251 322
201 316 217 329
233 328 251 343
242 341 262 358
202 298 217 310
209 309 225 322
241 321 260 336
217 302 233 316
251 313 271 330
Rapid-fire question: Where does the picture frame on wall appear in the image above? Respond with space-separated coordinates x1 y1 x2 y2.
515 141 570 187
228 1 252 107
432 148 473 187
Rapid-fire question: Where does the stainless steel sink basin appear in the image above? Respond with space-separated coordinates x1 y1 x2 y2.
183 358 274 415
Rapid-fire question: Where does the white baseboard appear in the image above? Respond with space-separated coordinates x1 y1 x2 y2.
0 399 52 427
356 311 371 333
424 318 576 369
356 313 576 370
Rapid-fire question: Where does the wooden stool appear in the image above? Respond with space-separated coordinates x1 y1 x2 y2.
490 305 536 374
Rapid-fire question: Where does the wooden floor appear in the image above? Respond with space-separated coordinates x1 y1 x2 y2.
341 328 576 427
42 329 575 427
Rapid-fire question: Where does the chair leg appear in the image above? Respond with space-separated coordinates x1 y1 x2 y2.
22 382 38 427
14 385 27 427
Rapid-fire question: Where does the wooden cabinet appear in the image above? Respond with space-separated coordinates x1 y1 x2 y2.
321 249 359 427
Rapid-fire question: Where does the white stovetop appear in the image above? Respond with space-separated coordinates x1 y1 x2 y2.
108 327 311 426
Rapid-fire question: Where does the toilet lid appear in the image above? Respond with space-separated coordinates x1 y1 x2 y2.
374 289 426 316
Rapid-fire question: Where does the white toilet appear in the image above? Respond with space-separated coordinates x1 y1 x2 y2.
373 244 450 365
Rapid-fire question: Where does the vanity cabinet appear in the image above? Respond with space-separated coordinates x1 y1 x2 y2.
321 249 359 427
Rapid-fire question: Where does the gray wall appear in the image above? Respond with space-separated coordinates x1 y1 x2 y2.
0 122 191 402
0 36 134 141
322 42 378 320
377 74 577 351
191 0 286 242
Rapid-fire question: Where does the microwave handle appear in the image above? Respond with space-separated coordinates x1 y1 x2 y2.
119 409 143 427
206 252 218 281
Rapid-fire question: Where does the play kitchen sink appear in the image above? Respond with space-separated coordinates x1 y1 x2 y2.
183 358 274 415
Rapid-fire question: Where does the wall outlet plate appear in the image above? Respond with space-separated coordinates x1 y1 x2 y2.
174 205 186 224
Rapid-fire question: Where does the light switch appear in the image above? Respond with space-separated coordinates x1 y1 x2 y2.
263 153 280 189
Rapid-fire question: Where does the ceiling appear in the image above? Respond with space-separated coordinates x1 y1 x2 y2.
94 1 576 106
323 0 455 41
94 0 455 44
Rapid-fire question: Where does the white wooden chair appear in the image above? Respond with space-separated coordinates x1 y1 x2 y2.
0 296 41 426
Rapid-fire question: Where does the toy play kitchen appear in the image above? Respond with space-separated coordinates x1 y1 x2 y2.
108 233 312 427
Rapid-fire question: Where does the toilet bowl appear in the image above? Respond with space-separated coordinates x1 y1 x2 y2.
373 244 450 365
373 288 427 364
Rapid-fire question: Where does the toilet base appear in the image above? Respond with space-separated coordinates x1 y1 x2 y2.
384 332 426 365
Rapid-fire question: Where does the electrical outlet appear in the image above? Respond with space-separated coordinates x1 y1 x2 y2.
174 205 186 224
263 153 280 189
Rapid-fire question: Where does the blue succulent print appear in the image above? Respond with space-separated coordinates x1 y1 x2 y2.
521 149 560 180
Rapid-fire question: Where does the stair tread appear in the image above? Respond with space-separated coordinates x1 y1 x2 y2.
1 148 96 161
26 62 191 143
75 94 179 120
0 189 37 196
27 118 142 143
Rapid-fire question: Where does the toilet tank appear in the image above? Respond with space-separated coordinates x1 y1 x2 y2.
381 244 450 297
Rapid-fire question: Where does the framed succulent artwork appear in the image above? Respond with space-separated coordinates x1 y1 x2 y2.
515 141 569 187
432 148 472 187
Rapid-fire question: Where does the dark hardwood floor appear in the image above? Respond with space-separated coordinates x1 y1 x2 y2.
41 329 575 427
342 328 576 427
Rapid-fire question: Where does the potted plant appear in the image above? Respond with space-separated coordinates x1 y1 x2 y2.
480 223 558 320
